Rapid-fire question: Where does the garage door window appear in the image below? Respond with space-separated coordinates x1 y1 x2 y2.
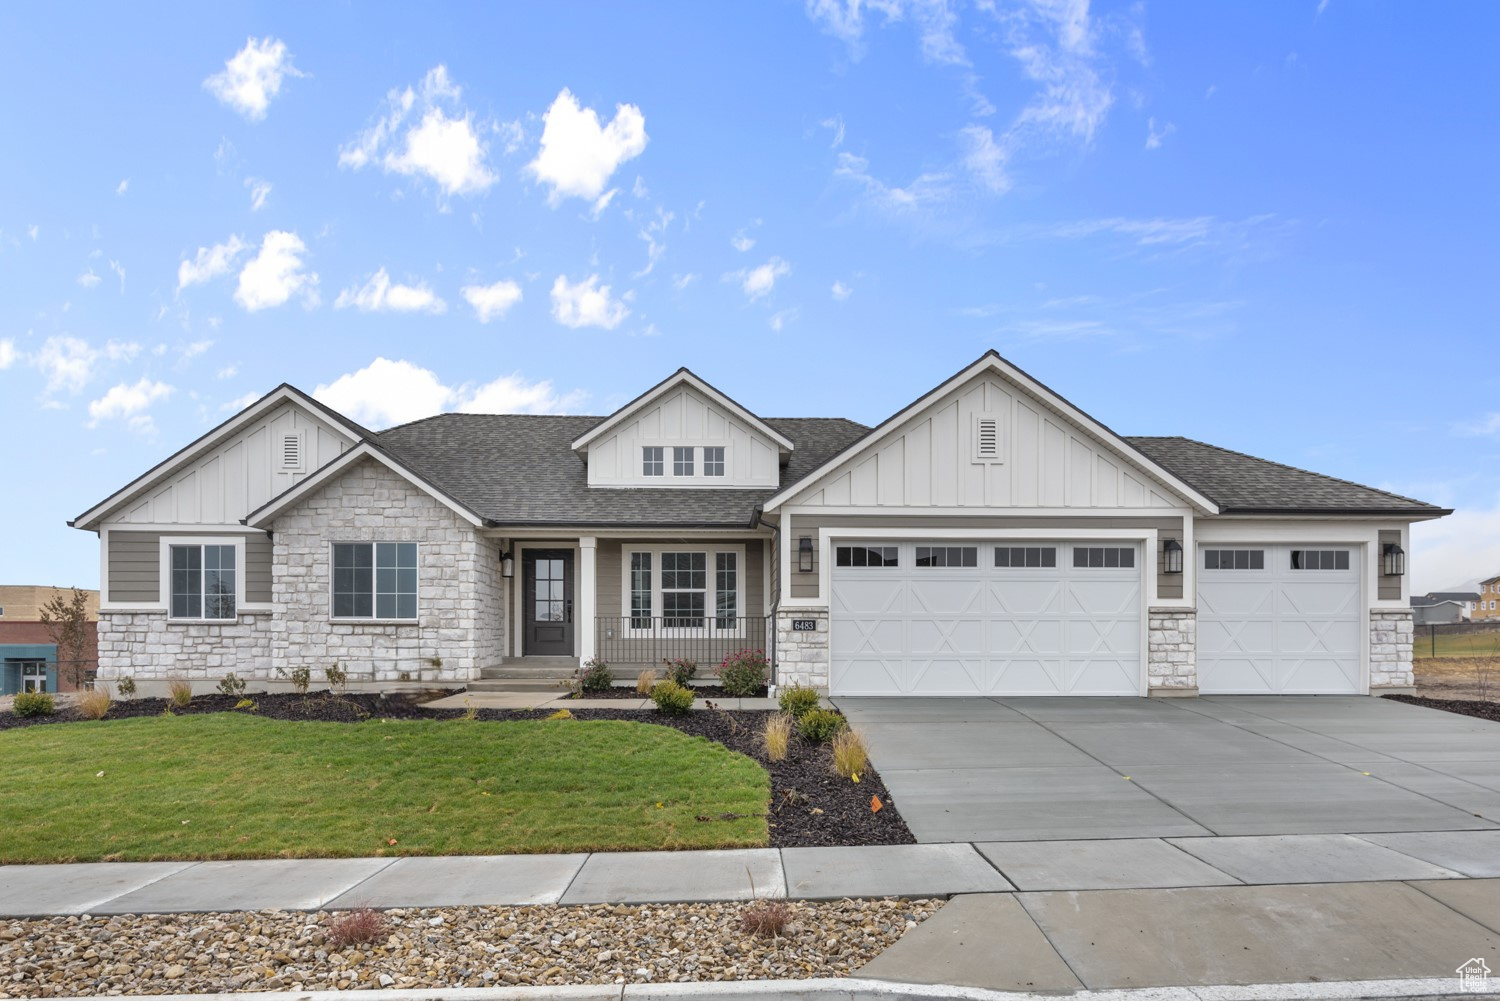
835 545 898 567
1073 547 1135 568
915 546 977 568
1204 549 1265 570
995 546 1057 568
1290 549 1350 571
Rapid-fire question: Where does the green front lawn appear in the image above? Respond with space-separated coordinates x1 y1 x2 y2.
0 715 769 863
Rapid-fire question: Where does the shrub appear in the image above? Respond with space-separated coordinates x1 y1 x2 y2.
76 688 111 720
215 673 247 698
327 907 389 948
545 708 574 720
278 665 312 696
114 675 136 700
580 657 614 691
459 698 478 722
325 662 348 694
798 707 847 743
719 649 768 697
234 698 258 712
650 679 696 715
663 657 697 687
763 713 793 763
741 898 791 939
778 684 821 719
635 668 659 695
830 728 868 779
166 677 193 709
13 692 56 718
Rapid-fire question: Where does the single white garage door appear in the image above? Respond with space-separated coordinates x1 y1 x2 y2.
829 541 1142 696
1197 545 1362 694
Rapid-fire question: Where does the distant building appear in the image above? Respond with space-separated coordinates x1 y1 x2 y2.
1475 576 1500 621
1411 596 1468 626
0 586 100 694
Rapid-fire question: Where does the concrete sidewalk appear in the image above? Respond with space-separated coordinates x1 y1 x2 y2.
5 831 1500 917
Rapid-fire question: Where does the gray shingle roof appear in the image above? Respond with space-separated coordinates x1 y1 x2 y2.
1126 437 1449 516
375 414 869 527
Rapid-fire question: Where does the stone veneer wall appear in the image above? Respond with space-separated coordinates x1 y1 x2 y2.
774 608 829 690
96 612 273 685
1147 607 1197 694
269 458 503 686
1369 607 1415 690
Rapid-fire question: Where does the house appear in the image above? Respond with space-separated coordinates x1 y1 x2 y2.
1474 576 1500 620
0 585 99 695
70 351 1448 698
1410 596 1467 626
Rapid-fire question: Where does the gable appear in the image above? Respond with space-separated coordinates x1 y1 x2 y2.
583 384 786 488
780 370 1196 512
96 401 357 528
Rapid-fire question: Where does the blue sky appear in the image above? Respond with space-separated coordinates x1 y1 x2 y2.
2 1 1498 593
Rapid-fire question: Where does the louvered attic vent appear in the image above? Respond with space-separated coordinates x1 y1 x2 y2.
281 433 302 470
973 415 1002 462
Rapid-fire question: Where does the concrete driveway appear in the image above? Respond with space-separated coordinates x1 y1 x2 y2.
835 695 1500 842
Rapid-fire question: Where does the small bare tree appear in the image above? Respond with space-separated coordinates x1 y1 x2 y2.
39 588 93 690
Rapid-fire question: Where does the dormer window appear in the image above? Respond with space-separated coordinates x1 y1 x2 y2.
642 446 665 477
673 447 694 476
704 446 725 476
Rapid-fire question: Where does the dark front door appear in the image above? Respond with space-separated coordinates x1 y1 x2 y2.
523 550 574 656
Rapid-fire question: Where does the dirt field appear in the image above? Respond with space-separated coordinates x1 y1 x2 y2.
1413 657 1500 702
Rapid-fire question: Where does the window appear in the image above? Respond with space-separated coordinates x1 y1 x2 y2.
716 553 738 628
630 552 652 628
170 544 236 620
1073 546 1136 569
17 660 47 693
333 542 417 619
704 446 726 477
835 545 899 567
661 552 706 627
915 546 978 567
673 446 694 476
1204 549 1265 570
642 446 665 477
1291 549 1350 571
995 546 1057 568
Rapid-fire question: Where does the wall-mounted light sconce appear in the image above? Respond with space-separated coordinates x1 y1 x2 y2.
500 550 515 579
798 535 814 573
1163 538 1184 575
1383 542 1405 577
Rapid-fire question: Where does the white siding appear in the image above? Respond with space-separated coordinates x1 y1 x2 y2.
585 386 782 488
107 403 355 526
792 374 1184 511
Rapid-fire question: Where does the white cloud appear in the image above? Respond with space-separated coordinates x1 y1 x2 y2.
179 235 246 290
460 279 523 322
246 177 272 211
32 336 118 393
234 230 319 311
115 179 129 196
0 339 15 369
634 207 674 278
550 274 630 329
834 151 952 210
632 175 649 199
180 340 213 360
730 257 792 300
959 124 1011 193
526 88 648 204
731 232 756 253
591 188 619 218
806 0 906 56
335 268 446 314
76 269 101 289
340 65 497 200
26 225 38 241
313 357 586 429
770 308 799 331
831 280 853 301
108 260 126 293
821 115 846 148
999 0 1114 145
1145 117 1176 150
672 273 699 291
222 390 261 412
87 378 173 431
203 36 302 121
216 364 238 380
1456 414 1500 437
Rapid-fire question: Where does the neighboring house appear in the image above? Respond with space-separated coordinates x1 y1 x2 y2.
1474 576 1500 620
1410 596 1467 626
69 351 1449 698
0 585 100 695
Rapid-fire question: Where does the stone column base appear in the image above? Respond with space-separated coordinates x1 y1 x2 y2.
1370 685 1417 696
1149 686 1199 698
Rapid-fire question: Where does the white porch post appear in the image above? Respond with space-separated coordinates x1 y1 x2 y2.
579 537 597 665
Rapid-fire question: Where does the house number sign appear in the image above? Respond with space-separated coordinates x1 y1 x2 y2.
791 619 818 631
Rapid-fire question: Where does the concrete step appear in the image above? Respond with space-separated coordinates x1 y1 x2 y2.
480 666 574 680
466 679 565 693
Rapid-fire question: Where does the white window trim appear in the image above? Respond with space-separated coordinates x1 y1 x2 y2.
620 544 747 638
633 441 736 487
328 541 421 624
158 536 247 623
642 445 666 477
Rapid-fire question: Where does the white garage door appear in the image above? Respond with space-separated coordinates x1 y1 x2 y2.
829 541 1142 696
1197 545 1362 694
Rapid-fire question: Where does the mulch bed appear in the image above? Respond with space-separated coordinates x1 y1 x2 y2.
1382 693 1500 723
580 684 768 700
0 691 915 850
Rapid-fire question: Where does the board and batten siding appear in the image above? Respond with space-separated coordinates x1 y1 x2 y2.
1377 529 1402 601
791 374 1184 511
584 386 782 488
104 403 353 527
108 530 273 604
786 514 1186 602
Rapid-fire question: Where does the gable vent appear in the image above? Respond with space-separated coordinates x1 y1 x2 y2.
973 415 1002 462
281 433 302 470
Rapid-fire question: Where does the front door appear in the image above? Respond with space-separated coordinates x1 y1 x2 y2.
523 550 574 656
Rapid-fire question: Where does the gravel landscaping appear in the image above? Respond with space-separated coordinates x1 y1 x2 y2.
0 899 941 997
1383 693 1500 722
